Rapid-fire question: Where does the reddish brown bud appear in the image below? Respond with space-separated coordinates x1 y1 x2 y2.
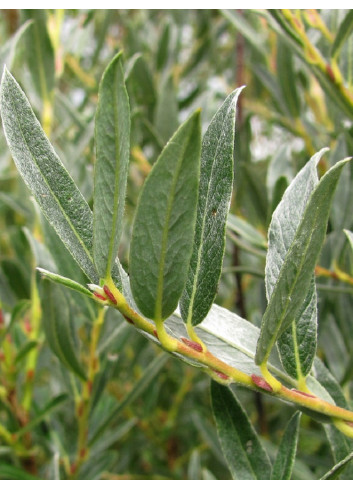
213 370 230 380
345 421 353 428
123 314 134 324
291 389 316 398
93 291 107 302
326 64 335 82
77 402 84 418
0 309 4 326
251 374 273 392
24 318 32 334
292 16 304 31
26 369 35 381
181 337 203 352
70 463 77 475
92 357 98 371
103 285 117 304
153 330 159 339
79 448 87 459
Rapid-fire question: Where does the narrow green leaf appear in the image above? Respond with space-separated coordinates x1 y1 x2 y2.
156 21 171 71
89 353 168 447
0 270 16 307
344 229 353 253
0 20 32 71
42 281 86 380
6 299 31 333
277 279 317 378
187 450 202 480
227 213 267 250
270 175 289 216
221 10 267 57
0 191 32 218
331 10 353 59
37 268 93 299
0 463 39 480
265 10 353 119
154 73 179 144
90 418 137 456
23 227 57 272
15 393 68 438
40 216 89 285
265 148 322 379
0 68 99 283
93 52 130 279
211 381 272 480
1 258 30 299
15 340 38 364
321 451 353 480
180 88 243 328
256 155 350 366
22 10 55 99
191 413 225 465
126 55 156 115
266 145 293 205
277 39 301 118
130 111 201 321
271 411 301 480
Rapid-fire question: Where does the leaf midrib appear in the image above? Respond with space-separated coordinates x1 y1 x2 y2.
259 202 320 362
186 101 233 326
155 138 192 322
223 398 258 479
105 64 122 278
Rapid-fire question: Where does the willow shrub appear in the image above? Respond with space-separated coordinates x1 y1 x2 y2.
1 9 353 481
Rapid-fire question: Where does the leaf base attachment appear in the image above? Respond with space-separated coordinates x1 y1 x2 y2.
260 363 282 393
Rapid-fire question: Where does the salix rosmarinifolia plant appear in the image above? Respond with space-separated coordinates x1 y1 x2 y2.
1 51 353 460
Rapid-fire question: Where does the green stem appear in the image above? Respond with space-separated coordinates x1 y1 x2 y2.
22 270 42 414
69 307 106 479
98 279 353 438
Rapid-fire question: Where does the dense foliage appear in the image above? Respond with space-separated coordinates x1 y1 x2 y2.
1 9 353 480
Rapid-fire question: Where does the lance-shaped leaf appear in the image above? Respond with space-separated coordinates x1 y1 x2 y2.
264 150 326 379
271 411 301 480
22 10 55 100
89 353 168 446
331 10 353 60
180 88 243 328
277 278 317 378
0 20 32 72
256 155 351 366
344 229 353 254
321 451 353 480
277 40 300 118
154 73 179 144
14 393 68 438
37 268 93 299
93 52 130 279
211 381 272 480
0 68 99 284
42 281 86 380
130 111 201 321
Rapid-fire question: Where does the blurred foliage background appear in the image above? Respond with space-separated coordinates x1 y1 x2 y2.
1 9 353 480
